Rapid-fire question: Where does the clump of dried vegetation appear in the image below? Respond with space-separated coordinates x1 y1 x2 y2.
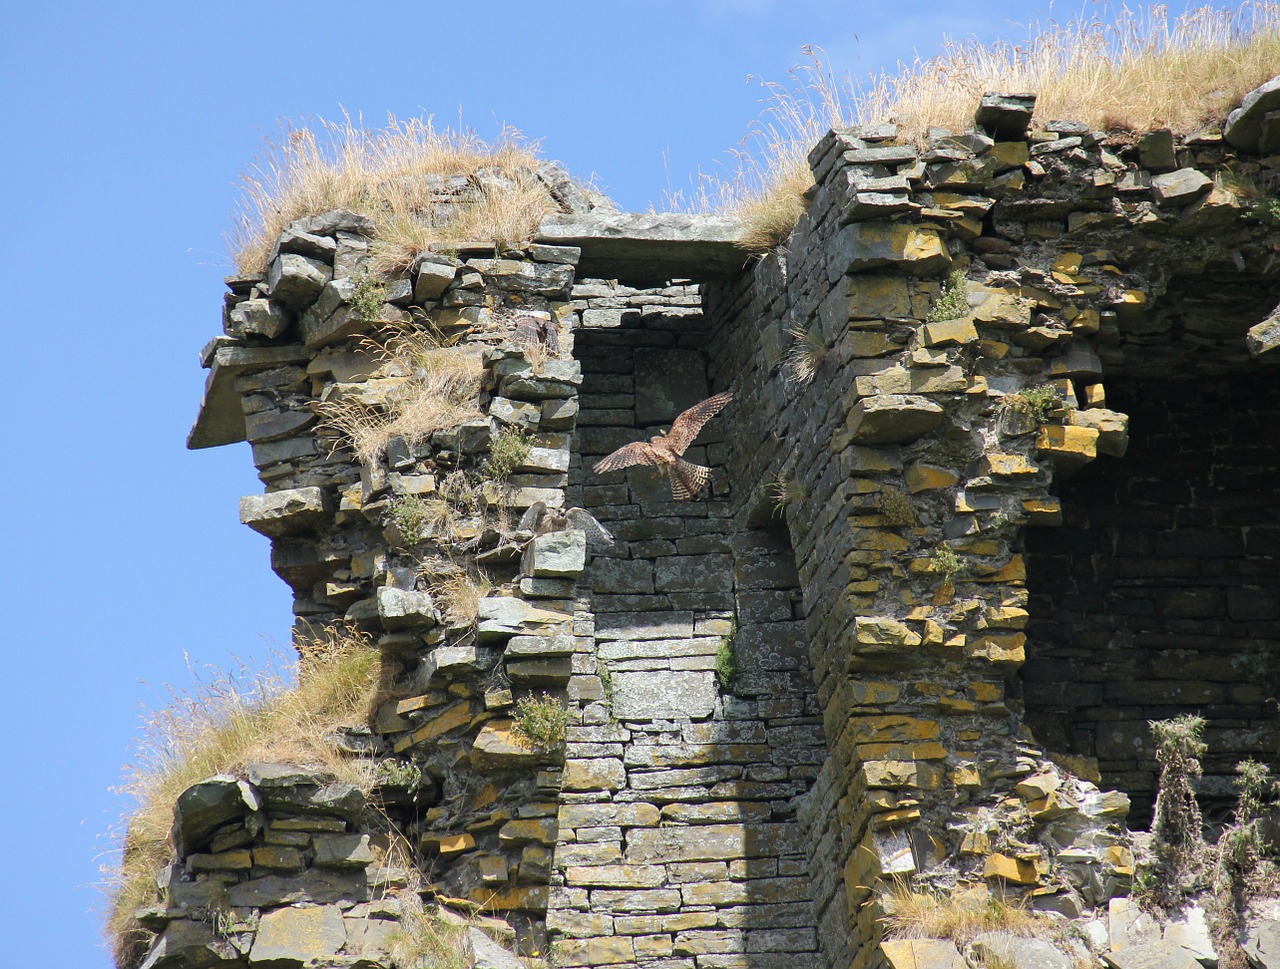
232 113 562 275
708 3 1280 251
880 882 1045 947
105 627 388 967
417 554 493 628
317 325 484 467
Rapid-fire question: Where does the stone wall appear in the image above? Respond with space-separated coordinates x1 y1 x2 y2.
158 76 1280 969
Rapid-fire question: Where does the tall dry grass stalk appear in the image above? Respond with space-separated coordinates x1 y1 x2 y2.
716 3 1280 250
856 1 1280 143
232 113 560 275
317 331 484 466
105 628 386 966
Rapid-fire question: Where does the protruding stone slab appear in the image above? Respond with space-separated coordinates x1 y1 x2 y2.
1101 940 1202 969
139 919 241 969
972 932 1072 969
188 345 310 450
523 530 586 578
1225 75 1280 151
240 487 330 538
377 587 440 630
536 212 747 285
846 394 944 444
974 92 1036 139
173 775 257 857
1247 304 1280 357
832 221 952 277
1150 168 1212 204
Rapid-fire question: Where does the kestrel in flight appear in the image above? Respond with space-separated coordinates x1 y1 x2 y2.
592 392 732 500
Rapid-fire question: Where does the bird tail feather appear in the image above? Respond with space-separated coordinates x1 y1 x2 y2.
670 459 710 500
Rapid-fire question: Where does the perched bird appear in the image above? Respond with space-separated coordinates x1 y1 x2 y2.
592 391 732 500
517 501 614 546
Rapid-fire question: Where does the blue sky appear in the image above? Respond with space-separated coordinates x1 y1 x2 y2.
0 1 1210 964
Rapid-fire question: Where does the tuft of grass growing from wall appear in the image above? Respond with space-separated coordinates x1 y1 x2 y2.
1003 385 1062 426
105 628 386 967
513 693 570 751
880 882 1045 946
783 322 827 385
232 113 562 276
317 332 484 467
486 427 533 482
878 487 918 528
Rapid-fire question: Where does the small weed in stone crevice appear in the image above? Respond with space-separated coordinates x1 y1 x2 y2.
927 269 969 323
349 273 389 322
1002 385 1062 426
878 487 918 528
715 623 738 691
513 693 570 751
929 543 967 583
486 427 533 482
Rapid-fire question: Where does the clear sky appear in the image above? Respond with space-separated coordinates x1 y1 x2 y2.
0 1 1210 965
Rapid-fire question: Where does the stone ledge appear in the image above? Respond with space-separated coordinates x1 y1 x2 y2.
536 213 748 286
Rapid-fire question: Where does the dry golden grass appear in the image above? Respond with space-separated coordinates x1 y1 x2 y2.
105 628 386 967
416 555 493 627
880 882 1045 946
857 1 1280 143
232 113 561 275
714 3 1280 250
317 331 484 466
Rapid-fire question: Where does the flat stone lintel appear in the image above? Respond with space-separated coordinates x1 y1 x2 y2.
187 345 310 450
536 212 748 286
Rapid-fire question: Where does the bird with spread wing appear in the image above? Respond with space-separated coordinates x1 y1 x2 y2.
591 391 732 500
517 502 614 546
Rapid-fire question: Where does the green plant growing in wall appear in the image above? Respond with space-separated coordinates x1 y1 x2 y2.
1211 759 1278 969
390 495 432 545
1146 714 1208 908
878 487 917 528
929 543 966 583
715 622 738 691
486 426 533 482
348 272 389 322
927 268 969 323
513 692 570 750
1002 384 1062 426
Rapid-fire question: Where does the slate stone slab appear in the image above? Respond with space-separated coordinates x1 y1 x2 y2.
173 775 256 856
611 670 717 719
1225 75 1280 151
972 932 1072 969
537 212 747 285
1101 940 1202 969
138 919 241 969
240 487 329 538
249 905 346 964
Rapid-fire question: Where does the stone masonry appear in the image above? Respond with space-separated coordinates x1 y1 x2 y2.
149 76 1280 969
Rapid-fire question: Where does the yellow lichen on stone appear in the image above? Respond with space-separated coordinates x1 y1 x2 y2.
906 464 960 493
984 853 1041 885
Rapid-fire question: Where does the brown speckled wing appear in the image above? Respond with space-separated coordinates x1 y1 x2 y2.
593 441 658 474
665 391 733 454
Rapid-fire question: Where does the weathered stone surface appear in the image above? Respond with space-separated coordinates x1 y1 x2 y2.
1244 916 1280 968
846 394 945 444
469 926 526 969
377 587 439 630
239 487 329 538
831 221 951 276
227 298 293 339
173 776 256 856
471 720 543 769
1100 940 1201 969
1150 168 1212 204
249 905 346 964
524 530 586 578
139 919 241 969
972 932 1071 969
537 213 747 285
312 833 375 869
188 345 310 449
610 670 717 720
414 257 457 301
1225 74 1280 151
880 938 967 968
974 92 1036 139
267 253 331 310
1247 305 1280 357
